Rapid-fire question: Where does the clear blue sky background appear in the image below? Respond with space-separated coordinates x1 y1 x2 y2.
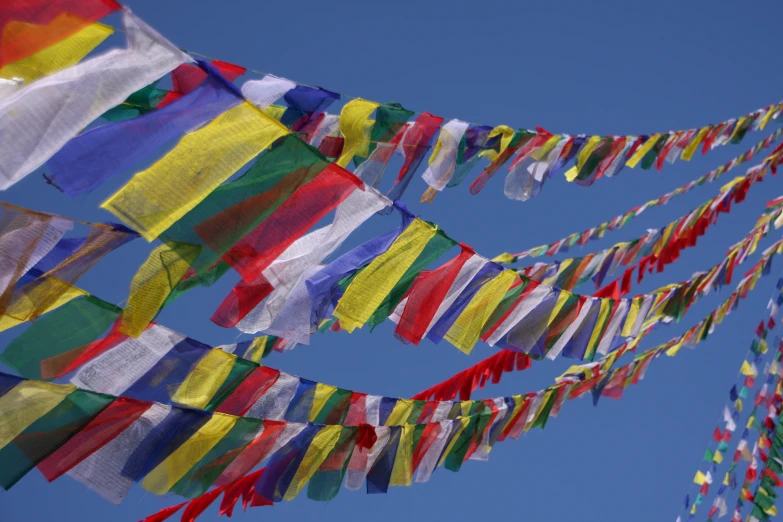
2 1 783 521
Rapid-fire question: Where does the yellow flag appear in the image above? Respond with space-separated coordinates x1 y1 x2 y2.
740 361 757 377
120 241 201 337
621 297 642 337
626 134 661 168
760 105 778 130
565 135 602 181
0 21 113 83
336 99 379 167
712 450 723 464
243 336 268 363
681 127 710 161
385 399 414 426
264 105 286 121
479 125 515 162
0 280 86 332
171 350 235 409
729 117 747 142
0 380 75 450
444 270 517 354
143 413 237 494
283 425 342 500
333 219 436 332
693 470 707 485
102 102 289 241
390 424 415 487
308 383 338 422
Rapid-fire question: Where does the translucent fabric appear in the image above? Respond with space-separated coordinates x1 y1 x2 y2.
254 424 322 502
67 403 171 504
71 324 186 396
0 206 71 311
169 349 235 409
0 388 111 489
354 130 404 188
230 188 391 334
366 230 456 329
336 98 379 167
0 295 120 379
504 137 568 202
37 397 151 481
366 425 401 494
345 426 390 490
213 420 294 487
484 283 552 346
119 336 209 404
102 101 289 241
447 125 493 188
242 374 301 424
422 119 469 191
220 164 364 284
214 366 280 417
333 219 438 332
0 11 189 190
0 380 76 450
0 22 112 84
283 425 343 501
48 64 243 197
306 205 414 330
121 406 210 483
120 241 201 337
387 112 444 202
164 136 329 273
241 76 296 110
307 427 357 501
259 265 324 344
0 0 121 66
142 413 237 495
168 416 263 498
5 223 136 323
427 262 502 344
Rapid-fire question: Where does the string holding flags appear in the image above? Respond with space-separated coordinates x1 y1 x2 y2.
1 2 783 521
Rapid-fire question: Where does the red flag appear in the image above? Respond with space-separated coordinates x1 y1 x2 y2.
181 486 226 522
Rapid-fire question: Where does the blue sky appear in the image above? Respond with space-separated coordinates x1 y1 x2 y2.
2 1 783 521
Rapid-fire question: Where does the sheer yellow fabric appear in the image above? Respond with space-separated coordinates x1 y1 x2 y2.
171 350 236 409
444 270 517 354
565 135 602 180
336 99 379 167
309 383 337 422
621 297 642 337
142 412 237 495
584 300 613 360
170 349 235 409
283 425 342 501
120 241 201 337
625 133 661 169
0 280 86 332
479 125 515 162
242 337 267 363
333 219 437 332
389 424 414 487
102 102 289 241
760 106 778 130
385 399 414 427
0 380 75 449
0 22 113 83
681 127 710 161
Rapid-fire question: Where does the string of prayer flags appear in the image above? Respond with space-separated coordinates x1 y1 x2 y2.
677 292 781 520
0 0 120 67
496 128 783 263
0 9 191 191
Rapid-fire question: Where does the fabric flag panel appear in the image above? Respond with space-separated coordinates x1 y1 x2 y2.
101 100 290 241
0 10 190 190
0 0 121 66
47 61 244 197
